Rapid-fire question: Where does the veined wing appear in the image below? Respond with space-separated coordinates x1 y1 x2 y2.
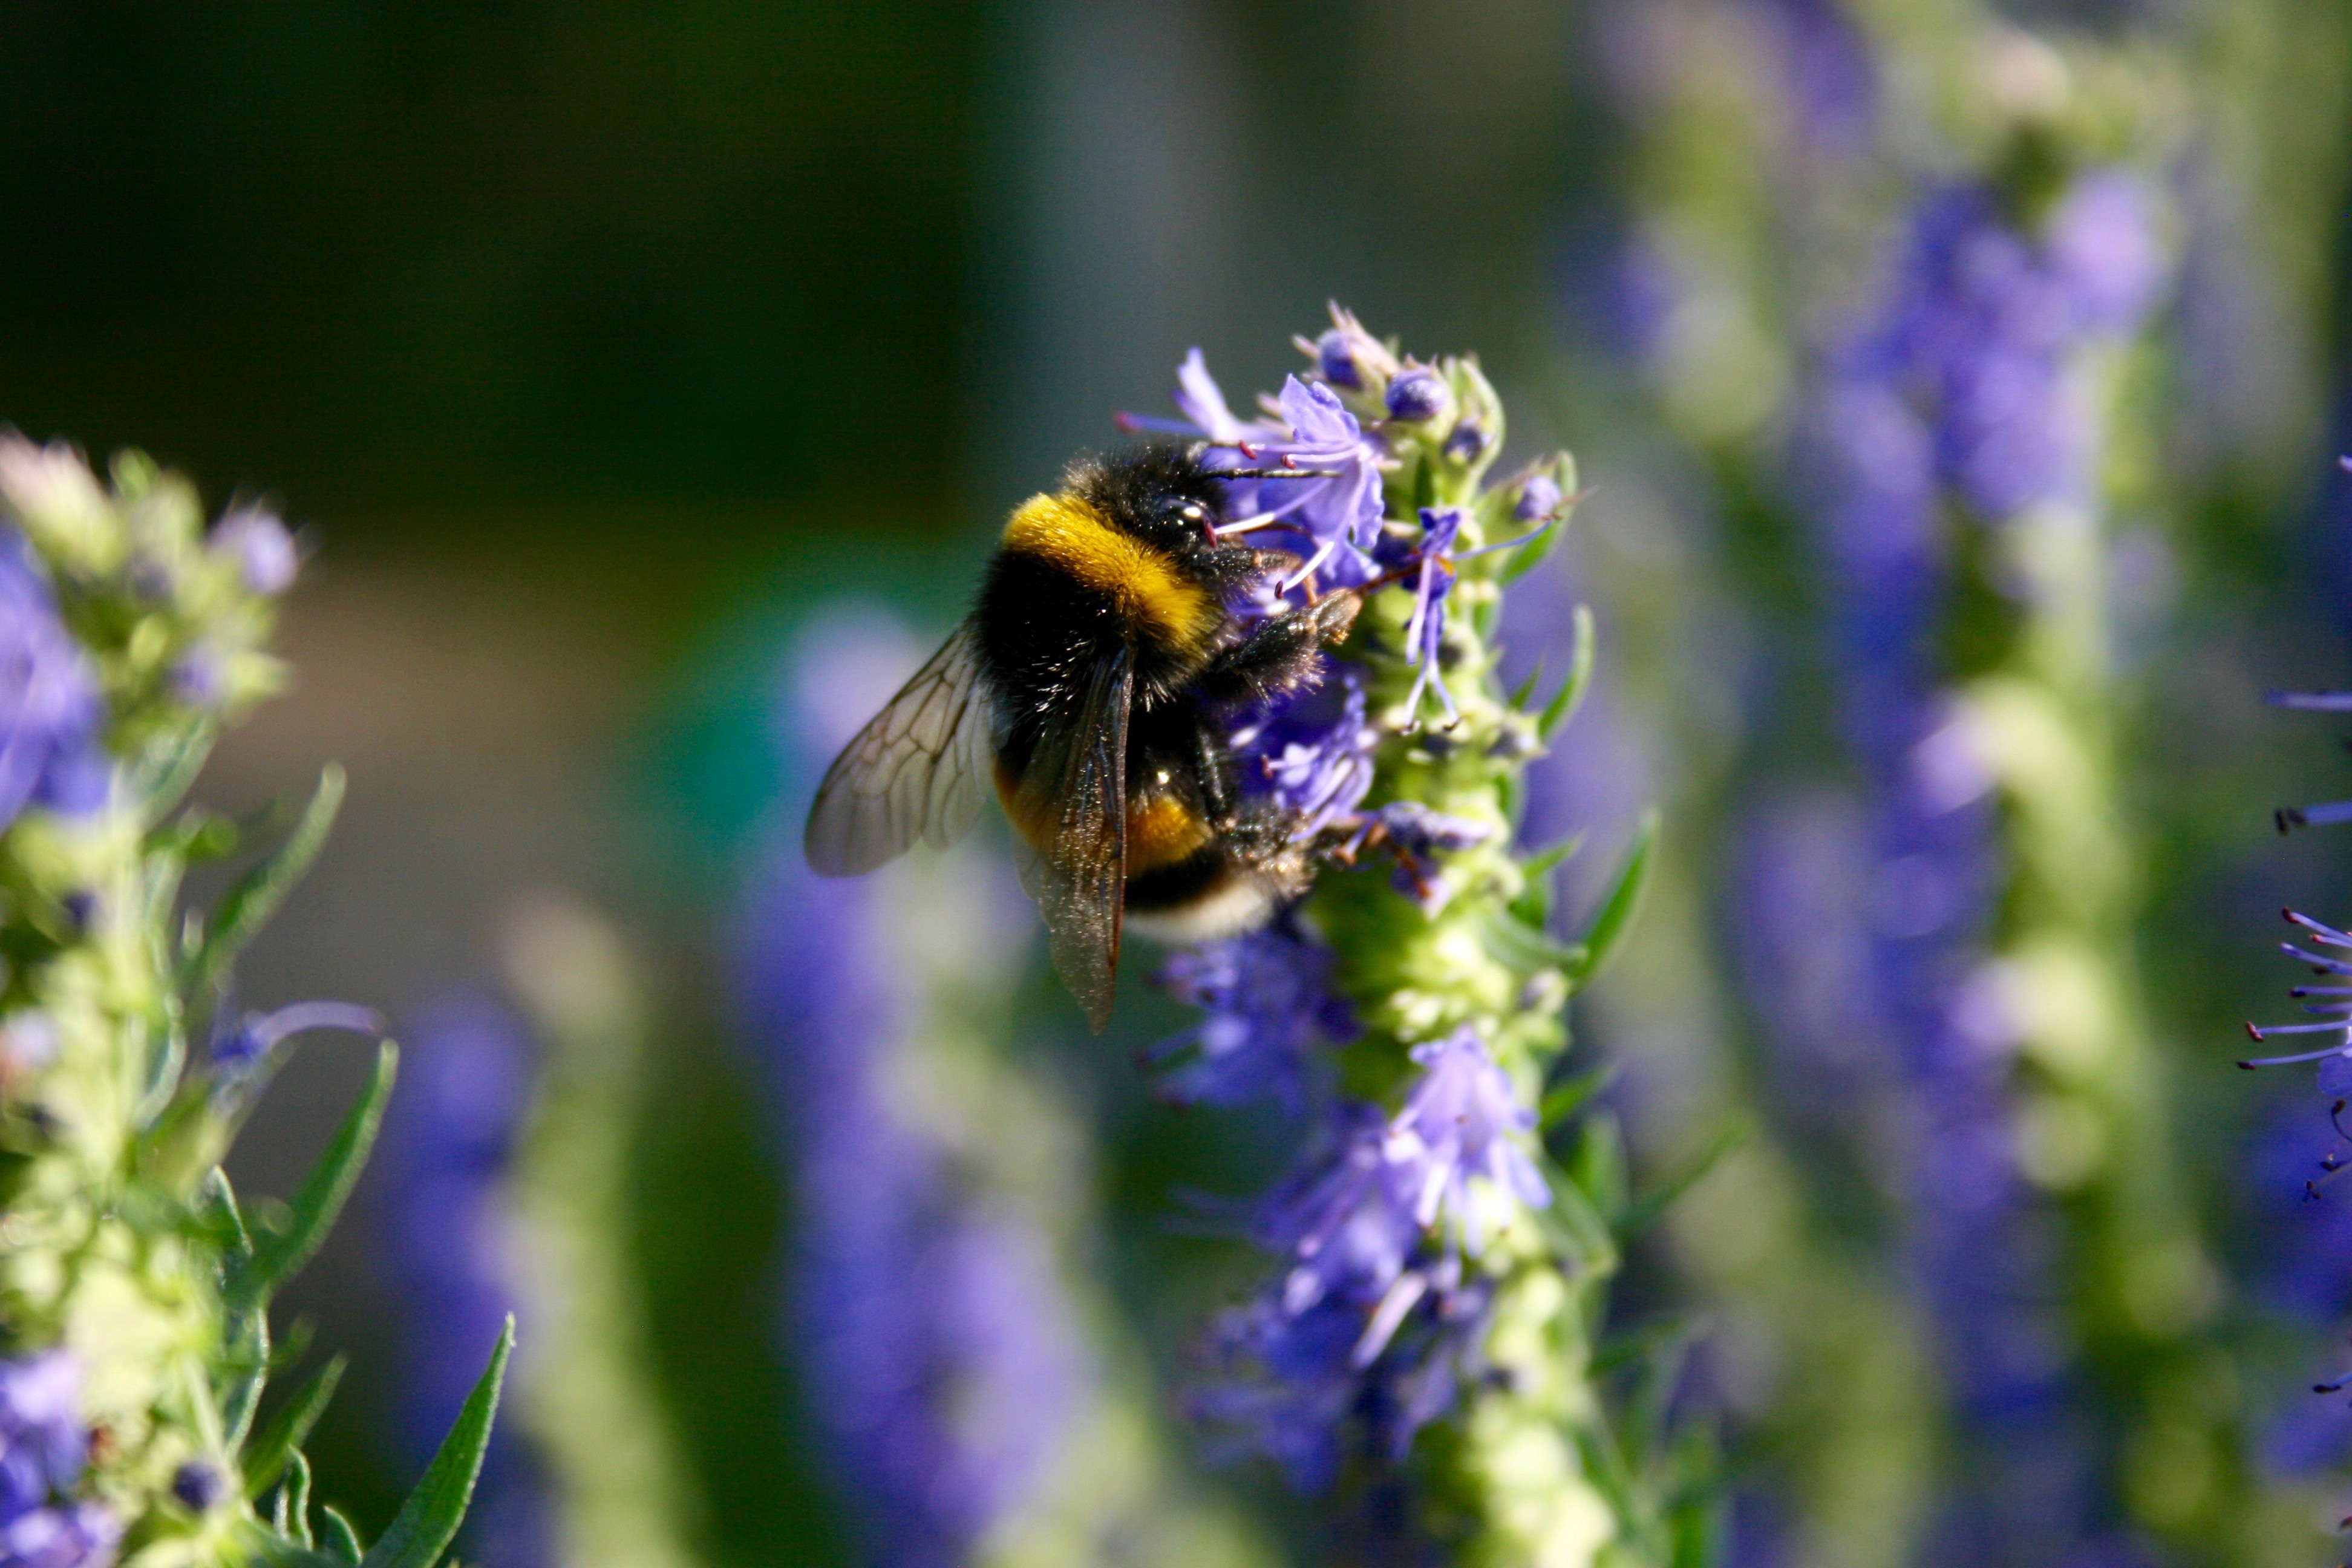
1011 641 1132 1031
804 622 991 877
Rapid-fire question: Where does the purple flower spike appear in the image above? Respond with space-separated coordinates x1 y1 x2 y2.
1383 1030 1549 1251
0 532 107 832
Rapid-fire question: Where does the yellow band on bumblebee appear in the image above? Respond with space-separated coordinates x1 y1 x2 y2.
1001 492 1218 656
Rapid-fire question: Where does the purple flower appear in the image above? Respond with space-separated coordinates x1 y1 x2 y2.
2237 909 2352 1094
209 1001 385 1108
1514 473 1564 523
374 996 552 1568
1384 368 1452 425
208 508 298 596
0 1353 114 1568
1880 175 2166 519
1229 658 1377 834
1151 924 1353 1112
728 614 1091 1567
0 1501 117 1568
1293 304 1400 393
1382 1030 1548 1250
1125 351 1391 591
1401 507 1464 726
1263 1106 1423 1320
0 532 106 829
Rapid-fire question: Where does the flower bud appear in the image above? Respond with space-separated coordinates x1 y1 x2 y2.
1296 303 1400 392
1386 368 1454 425
171 1460 223 1512
1514 474 1563 522
210 508 298 595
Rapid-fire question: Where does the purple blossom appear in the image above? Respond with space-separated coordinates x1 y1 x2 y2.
0 1352 115 1568
0 532 106 830
1514 473 1564 523
1401 507 1464 726
374 996 552 1568
1229 658 1377 834
209 1001 385 1109
730 614 1091 1566
1384 368 1452 425
1293 304 1400 393
208 508 297 596
2237 909 2352 1094
1125 351 1391 590
1880 174 2166 519
1151 924 1353 1112
1383 1030 1548 1250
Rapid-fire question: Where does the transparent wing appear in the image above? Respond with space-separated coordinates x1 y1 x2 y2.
1011 642 1132 1031
804 622 991 877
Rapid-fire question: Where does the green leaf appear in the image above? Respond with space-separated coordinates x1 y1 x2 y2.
1508 831 1584 928
273 1449 313 1547
1496 510 1566 584
241 1042 397 1301
319 1507 365 1565
1616 1119 1745 1241
200 1167 253 1261
1567 809 1656 988
220 1292 270 1451
182 765 345 996
361 1318 514 1568
1538 1065 1615 1133
244 1356 347 1497
1475 904 1586 978
1506 655 1546 711
1535 605 1596 742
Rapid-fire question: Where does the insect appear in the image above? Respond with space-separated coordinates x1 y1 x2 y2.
804 442 1361 1030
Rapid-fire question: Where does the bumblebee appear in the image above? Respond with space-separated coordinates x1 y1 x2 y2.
804 442 1359 1029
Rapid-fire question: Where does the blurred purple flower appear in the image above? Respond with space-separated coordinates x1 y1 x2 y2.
208 508 298 596
729 615 1091 1567
1880 175 2166 519
0 1352 115 1568
0 532 106 830
1293 304 1401 393
374 996 552 1568
1151 923 1353 1113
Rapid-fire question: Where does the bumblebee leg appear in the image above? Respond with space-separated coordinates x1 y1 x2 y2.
1195 596 1357 707
1194 717 1237 825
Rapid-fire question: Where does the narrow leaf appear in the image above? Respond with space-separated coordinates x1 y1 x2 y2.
1536 605 1596 741
1568 808 1656 988
361 1318 514 1568
1497 506 1566 583
1616 1120 1746 1241
1538 1065 1615 1133
275 1450 314 1550
244 1357 347 1497
220 1297 270 1451
243 1042 397 1301
1475 904 1586 977
1506 655 1546 712
185 765 345 995
319 1508 364 1566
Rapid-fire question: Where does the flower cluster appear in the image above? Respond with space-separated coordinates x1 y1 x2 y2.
0 437 511 1568
1137 315 1668 1563
732 616 1093 1568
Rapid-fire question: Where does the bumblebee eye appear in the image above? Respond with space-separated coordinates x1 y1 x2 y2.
1177 501 1214 540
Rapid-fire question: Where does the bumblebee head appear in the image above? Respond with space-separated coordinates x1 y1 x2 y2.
1067 442 1261 584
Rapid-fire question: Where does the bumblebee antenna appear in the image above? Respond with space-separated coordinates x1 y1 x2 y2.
1216 466 1341 480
